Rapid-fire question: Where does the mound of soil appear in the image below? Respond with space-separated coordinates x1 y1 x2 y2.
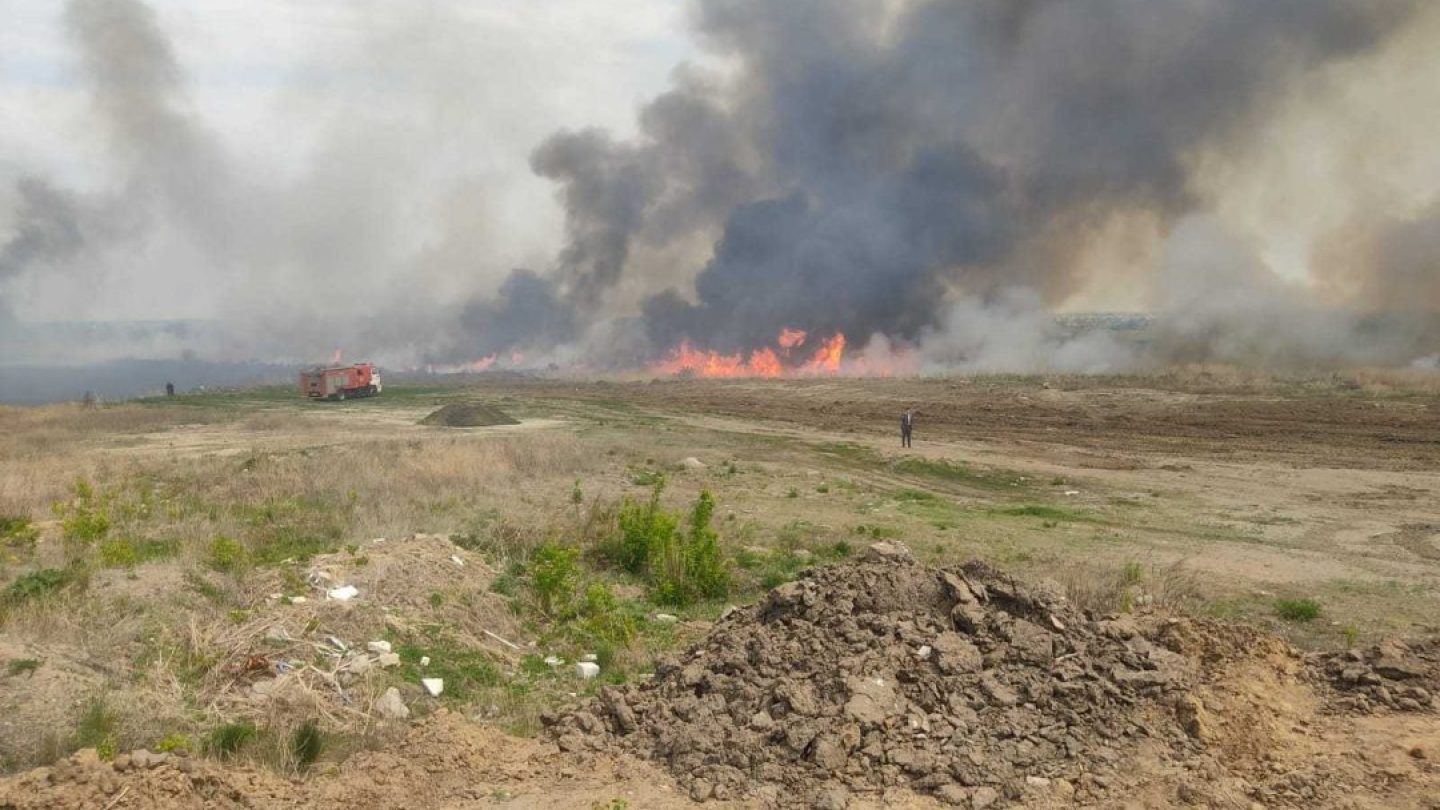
420 402 518 427
548 542 1440 808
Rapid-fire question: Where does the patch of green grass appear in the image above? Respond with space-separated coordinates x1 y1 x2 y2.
73 697 119 760
206 722 258 758
629 468 665 487
812 442 879 463
206 536 249 572
3 567 83 607
993 503 1090 522
894 488 939 502
98 538 179 569
0 516 38 546
291 720 324 770
893 457 1026 490
394 638 502 701
1275 598 1321 623
154 733 192 754
6 658 42 676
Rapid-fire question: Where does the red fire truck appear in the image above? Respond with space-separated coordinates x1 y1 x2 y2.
298 363 382 401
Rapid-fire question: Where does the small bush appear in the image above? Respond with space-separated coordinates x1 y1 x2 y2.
73 698 119 760
527 543 581 617
206 722 258 757
61 510 110 544
98 538 178 569
207 536 248 572
1275 598 1321 623
291 720 324 770
154 733 192 754
4 568 80 606
0 516 38 546
601 481 678 575
650 491 730 607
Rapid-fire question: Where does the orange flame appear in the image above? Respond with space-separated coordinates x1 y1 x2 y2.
777 328 807 349
467 354 497 372
800 333 845 374
748 347 782 377
652 330 857 378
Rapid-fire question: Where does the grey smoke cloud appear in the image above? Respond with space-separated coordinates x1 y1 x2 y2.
472 0 1430 367
4 0 1437 372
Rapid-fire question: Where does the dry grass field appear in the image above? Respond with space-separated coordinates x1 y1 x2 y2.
0 370 1436 807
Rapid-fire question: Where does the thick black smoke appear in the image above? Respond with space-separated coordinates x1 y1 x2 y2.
476 0 1422 359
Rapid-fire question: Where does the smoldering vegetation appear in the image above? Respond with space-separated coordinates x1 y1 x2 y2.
1 0 1438 375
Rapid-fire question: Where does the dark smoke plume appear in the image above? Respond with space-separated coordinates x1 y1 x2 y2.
469 0 1426 364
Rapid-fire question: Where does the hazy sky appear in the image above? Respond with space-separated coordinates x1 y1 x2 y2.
0 0 694 322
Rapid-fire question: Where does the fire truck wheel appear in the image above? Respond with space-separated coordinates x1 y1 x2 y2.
337 391 347 401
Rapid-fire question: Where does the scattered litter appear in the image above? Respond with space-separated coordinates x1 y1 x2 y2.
581 653 598 663
575 662 600 680
366 641 393 654
1064 490 1080 496
326 585 359 601
326 636 349 652
288 596 307 605
421 678 444 697
420 656 431 667
916 645 933 660
544 655 566 667
268 593 283 600
450 555 465 567
483 629 523 650
653 613 679 624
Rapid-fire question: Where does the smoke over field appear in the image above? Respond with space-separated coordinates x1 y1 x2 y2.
2 0 1438 375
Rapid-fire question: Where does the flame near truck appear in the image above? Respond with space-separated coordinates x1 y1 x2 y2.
298 363 381 401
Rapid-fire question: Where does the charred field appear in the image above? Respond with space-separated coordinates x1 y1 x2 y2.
0 370 1437 809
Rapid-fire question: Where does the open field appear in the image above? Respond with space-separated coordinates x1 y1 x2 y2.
0 371 1437 807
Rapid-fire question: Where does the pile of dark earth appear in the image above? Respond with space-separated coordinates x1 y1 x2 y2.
547 542 1255 808
419 402 519 427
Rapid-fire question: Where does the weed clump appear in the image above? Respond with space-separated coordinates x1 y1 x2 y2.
207 536 248 572
596 481 731 607
205 721 258 758
3 567 83 608
290 720 324 770
1276 598 1321 623
0 515 38 546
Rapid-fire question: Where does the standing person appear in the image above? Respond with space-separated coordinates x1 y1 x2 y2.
901 408 914 448
165 381 175 397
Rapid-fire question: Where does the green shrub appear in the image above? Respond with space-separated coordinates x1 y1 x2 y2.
650 491 730 607
4 568 80 606
154 733 192 754
98 538 179 569
1275 598 1321 623
73 697 119 760
526 543 581 617
0 516 38 546
61 510 110 544
291 720 324 770
578 582 636 646
207 536 248 572
206 722 258 757
602 481 678 575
